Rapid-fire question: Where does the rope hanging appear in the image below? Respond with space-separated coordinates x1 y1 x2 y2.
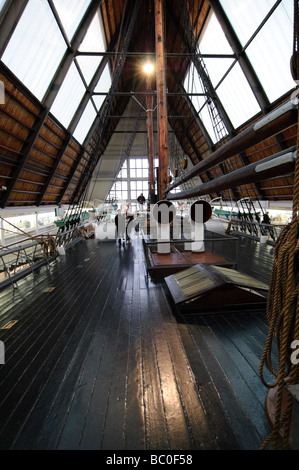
0 216 57 258
259 0 299 450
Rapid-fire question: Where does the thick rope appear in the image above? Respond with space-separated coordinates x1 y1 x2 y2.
259 2 299 448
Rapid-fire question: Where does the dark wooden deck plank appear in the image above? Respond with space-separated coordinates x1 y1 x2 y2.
179 316 265 449
146 286 193 450
2 242 118 449
205 315 269 408
33 245 129 450
139 286 171 450
0 234 276 450
203 315 270 435
176 320 241 450
153 288 218 450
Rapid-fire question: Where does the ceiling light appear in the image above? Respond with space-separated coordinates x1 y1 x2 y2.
144 61 154 75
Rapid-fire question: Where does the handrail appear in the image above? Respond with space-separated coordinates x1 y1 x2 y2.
0 221 93 290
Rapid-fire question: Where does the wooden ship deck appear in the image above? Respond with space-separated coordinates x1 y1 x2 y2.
0 233 276 451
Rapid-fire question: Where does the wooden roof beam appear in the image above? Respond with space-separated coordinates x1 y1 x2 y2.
165 99 298 193
166 146 296 201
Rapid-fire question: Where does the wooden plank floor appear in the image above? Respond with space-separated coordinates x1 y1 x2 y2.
0 233 276 450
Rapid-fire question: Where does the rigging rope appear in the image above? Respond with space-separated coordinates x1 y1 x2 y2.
0 216 57 258
259 0 299 449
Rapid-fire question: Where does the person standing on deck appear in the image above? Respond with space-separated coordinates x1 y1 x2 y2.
114 210 126 244
262 211 275 240
125 210 134 244
137 193 146 210
262 211 271 225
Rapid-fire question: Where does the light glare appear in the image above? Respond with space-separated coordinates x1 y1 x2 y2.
144 61 154 74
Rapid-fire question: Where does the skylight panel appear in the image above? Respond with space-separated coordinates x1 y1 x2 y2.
52 0 92 41
199 10 232 55
76 55 103 86
76 11 107 85
217 63 261 128
198 11 235 87
184 64 217 143
184 3 293 139
219 0 294 103
93 94 106 112
198 11 260 129
94 63 112 93
184 10 260 140
73 100 97 144
50 62 86 128
245 0 294 102
79 12 106 52
93 63 112 110
0 0 6 13
1 0 66 101
219 0 278 47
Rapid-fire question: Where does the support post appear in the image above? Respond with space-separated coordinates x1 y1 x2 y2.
146 75 156 203
155 0 168 200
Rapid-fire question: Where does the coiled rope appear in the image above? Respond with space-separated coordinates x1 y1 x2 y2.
259 0 299 450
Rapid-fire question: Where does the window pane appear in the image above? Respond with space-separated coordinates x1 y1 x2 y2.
198 11 235 86
245 0 294 102
202 58 234 89
184 66 216 143
53 0 92 41
79 11 105 52
50 62 86 127
197 10 261 130
117 164 127 179
200 103 217 144
76 55 102 86
2 0 66 100
219 0 278 47
73 100 97 144
93 64 111 110
217 63 261 128
0 0 7 13
199 10 232 54
77 12 106 85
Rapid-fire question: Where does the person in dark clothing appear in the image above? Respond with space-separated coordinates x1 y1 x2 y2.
137 193 146 210
114 210 126 244
262 211 275 239
262 212 271 225
125 210 134 243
